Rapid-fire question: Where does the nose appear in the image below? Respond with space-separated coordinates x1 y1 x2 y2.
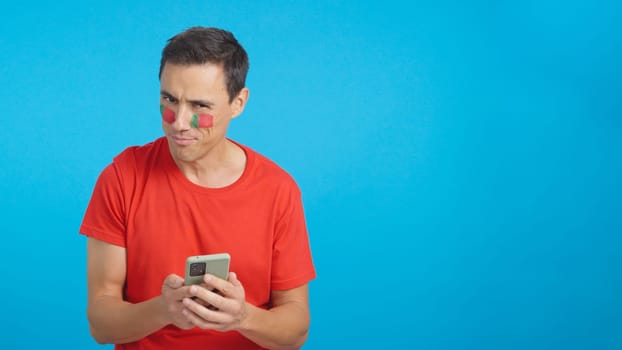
171 105 192 131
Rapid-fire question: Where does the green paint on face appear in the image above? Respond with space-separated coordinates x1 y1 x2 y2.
191 114 199 128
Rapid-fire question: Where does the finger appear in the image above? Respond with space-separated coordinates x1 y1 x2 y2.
182 307 220 330
182 298 232 329
189 285 230 311
203 274 235 297
229 271 242 287
169 285 193 301
164 274 184 288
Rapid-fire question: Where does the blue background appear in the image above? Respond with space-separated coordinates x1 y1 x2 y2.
1 1 620 348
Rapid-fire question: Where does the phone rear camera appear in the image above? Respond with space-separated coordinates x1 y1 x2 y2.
189 262 206 276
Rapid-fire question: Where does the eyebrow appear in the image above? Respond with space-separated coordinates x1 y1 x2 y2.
160 90 176 100
160 90 214 108
188 98 214 108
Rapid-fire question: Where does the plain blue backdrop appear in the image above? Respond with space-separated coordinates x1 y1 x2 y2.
0 1 620 349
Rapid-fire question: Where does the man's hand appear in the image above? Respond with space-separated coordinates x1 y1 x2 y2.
161 274 195 329
181 272 248 332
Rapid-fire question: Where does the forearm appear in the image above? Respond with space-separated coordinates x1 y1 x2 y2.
238 301 310 350
88 295 168 344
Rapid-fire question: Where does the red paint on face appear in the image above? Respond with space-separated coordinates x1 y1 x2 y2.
162 107 176 124
198 114 214 128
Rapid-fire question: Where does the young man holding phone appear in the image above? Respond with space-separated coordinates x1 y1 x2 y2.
80 27 315 349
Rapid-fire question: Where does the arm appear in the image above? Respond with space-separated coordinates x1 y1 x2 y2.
86 238 193 344
239 284 310 349
181 273 310 350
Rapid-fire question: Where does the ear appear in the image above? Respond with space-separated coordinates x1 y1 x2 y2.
230 87 249 119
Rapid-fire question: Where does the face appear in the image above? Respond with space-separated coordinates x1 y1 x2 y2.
159 62 248 164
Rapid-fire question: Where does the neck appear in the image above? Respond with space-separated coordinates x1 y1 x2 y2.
173 139 246 188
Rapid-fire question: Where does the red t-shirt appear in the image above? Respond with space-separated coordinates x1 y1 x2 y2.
80 137 316 349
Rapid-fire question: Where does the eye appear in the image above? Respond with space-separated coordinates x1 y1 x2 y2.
162 95 177 104
195 103 211 109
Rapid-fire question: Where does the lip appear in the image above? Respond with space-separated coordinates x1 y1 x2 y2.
171 135 197 146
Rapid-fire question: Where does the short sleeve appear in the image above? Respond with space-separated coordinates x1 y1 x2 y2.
271 184 316 290
79 162 127 247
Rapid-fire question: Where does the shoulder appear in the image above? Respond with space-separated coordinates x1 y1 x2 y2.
111 137 166 170
101 137 168 193
235 140 301 194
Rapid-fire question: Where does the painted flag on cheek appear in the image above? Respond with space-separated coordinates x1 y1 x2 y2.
160 105 176 124
191 114 214 128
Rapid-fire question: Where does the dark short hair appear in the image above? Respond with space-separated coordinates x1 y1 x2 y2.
159 27 249 102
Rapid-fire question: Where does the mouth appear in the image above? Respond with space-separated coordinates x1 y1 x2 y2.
171 135 197 146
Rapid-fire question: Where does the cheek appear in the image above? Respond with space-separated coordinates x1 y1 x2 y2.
191 114 214 128
160 105 176 124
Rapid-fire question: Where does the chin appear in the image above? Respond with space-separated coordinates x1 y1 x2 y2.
172 149 198 163
167 142 193 161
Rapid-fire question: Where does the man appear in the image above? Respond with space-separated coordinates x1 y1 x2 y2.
80 27 315 350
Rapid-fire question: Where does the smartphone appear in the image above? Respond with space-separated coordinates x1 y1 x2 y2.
184 253 231 286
